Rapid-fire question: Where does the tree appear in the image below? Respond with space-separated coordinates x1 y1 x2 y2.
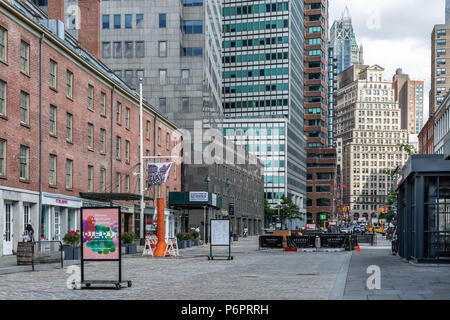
275 196 304 228
264 199 275 219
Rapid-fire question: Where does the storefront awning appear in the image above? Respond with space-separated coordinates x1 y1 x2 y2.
80 192 153 202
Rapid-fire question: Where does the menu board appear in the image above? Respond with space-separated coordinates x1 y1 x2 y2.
210 220 230 246
81 208 120 260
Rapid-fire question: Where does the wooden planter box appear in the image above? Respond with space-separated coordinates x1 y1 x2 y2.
63 246 81 260
123 244 137 254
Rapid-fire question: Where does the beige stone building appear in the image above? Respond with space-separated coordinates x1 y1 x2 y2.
335 65 409 222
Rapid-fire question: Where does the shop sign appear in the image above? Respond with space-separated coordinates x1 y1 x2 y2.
212 194 217 207
189 192 208 202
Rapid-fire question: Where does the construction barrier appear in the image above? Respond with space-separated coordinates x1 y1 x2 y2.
259 236 283 249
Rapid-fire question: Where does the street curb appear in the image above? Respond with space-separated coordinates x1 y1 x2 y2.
329 251 353 300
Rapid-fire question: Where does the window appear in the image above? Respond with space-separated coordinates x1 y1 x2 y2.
125 14 132 29
116 172 121 192
159 41 167 57
136 69 144 81
124 41 133 58
116 101 122 124
100 167 106 192
102 15 110 29
87 123 94 150
125 107 130 129
183 0 203 6
159 69 167 85
100 128 106 154
136 41 145 58
0 27 7 63
66 159 73 189
183 20 203 34
0 139 5 177
159 14 166 28
124 70 133 84
87 165 94 192
102 42 111 58
49 105 57 136
113 42 122 58
136 14 144 28
157 127 161 146
125 140 130 163
88 84 94 110
20 41 30 74
114 14 121 29
182 69 189 84
183 47 202 56
173 164 177 181
0 80 6 116
146 120 150 140
125 175 130 193
166 132 170 150
49 60 57 89
100 92 106 116
63 114 73 147
116 136 121 159
20 91 29 125
159 98 166 113
20 145 30 180
182 97 189 112
66 70 73 98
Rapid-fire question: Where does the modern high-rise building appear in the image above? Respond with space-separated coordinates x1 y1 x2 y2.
304 0 337 226
327 42 338 148
330 7 364 74
431 24 450 115
446 0 450 24
221 1 307 224
392 68 425 134
335 64 409 222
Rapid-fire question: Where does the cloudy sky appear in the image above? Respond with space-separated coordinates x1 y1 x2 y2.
329 0 446 119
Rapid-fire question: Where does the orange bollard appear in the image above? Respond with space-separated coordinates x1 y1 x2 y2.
153 198 167 257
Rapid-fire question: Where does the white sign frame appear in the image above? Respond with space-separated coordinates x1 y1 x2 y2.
208 219 233 261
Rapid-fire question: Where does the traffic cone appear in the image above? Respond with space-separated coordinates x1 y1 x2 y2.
357 244 361 252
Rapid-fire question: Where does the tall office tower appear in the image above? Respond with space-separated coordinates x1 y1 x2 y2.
221 1 307 223
327 42 338 148
99 0 223 131
335 65 409 222
330 7 364 74
304 0 337 226
392 69 425 134
431 24 450 116
446 0 450 24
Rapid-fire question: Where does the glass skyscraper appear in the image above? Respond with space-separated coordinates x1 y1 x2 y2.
221 1 307 222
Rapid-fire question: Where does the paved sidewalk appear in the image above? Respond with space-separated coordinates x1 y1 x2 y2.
343 248 450 300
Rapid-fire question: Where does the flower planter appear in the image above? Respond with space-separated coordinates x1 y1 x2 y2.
192 240 201 246
185 240 191 248
178 240 186 249
63 246 81 260
123 244 136 254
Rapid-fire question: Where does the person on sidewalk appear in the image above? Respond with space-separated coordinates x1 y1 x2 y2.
243 226 248 238
23 224 34 242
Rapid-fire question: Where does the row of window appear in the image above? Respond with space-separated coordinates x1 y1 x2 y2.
223 19 288 33
223 2 289 16
102 14 144 29
102 41 145 59
223 36 289 49
223 67 289 79
223 127 285 137
307 198 331 207
224 83 289 94
223 98 289 109
223 51 288 64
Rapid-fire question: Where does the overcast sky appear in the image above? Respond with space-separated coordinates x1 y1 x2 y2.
329 0 446 119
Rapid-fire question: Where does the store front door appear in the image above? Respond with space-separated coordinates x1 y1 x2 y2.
3 202 13 255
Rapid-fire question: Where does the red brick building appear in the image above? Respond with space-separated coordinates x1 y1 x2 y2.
418 116 435 155
304 0 337 227
0 0 180 256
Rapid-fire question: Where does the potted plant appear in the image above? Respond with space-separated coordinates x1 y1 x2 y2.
122 232 136 254
190 230 201 246
62 230 81 260
176 233 186 249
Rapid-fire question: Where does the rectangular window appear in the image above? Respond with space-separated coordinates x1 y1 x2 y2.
20 41 30 74
159 98 166 113
157 127 161 146
20 91 29 125
125 140 130 163
124 70 133 84
125 14 132 29
87 123 94 150
0 139 6 177
182 20 203 34
182 97 189 112
125 175 130 193
159 13 166 28
49 105 57 136
136 14 144 28
0 80 6 116
49 60 57 89
100 167 106 192
166 132 170 150
159 69 167 85
125 107 130 129
100 92 106 116
88 84 94 110
0 27 7 63
159 41 167 57
146 120 150 140
102 42 111 58
66 70 73 98
100 128 106 154
136 41 145 58
124 41 133 58
113 41 122 58
66 159 73 189
116 136 121 159
102 15 110 29
114 14 121 29
182 69 189 84
20 145 29 180
87 165 93 192
116 172 121 192
66 112 73 142
116 101 122 124
136 69 144 81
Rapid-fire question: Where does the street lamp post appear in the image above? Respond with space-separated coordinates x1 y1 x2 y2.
139 78 145 240
204 175 211 243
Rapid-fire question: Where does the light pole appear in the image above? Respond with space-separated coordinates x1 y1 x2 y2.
204 175 211 243
139 78 145 240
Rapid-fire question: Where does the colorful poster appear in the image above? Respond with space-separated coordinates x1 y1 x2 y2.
81 208 120 260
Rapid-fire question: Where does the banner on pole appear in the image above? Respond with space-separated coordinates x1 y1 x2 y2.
147 162 173 187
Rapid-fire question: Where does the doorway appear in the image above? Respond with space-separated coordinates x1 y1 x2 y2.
3 202 13 255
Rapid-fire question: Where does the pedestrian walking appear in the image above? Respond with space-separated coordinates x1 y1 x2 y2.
23 224 34 242
243 225 248 238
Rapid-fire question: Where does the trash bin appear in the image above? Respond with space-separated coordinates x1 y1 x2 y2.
315 236 321 248
233 234 238 242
